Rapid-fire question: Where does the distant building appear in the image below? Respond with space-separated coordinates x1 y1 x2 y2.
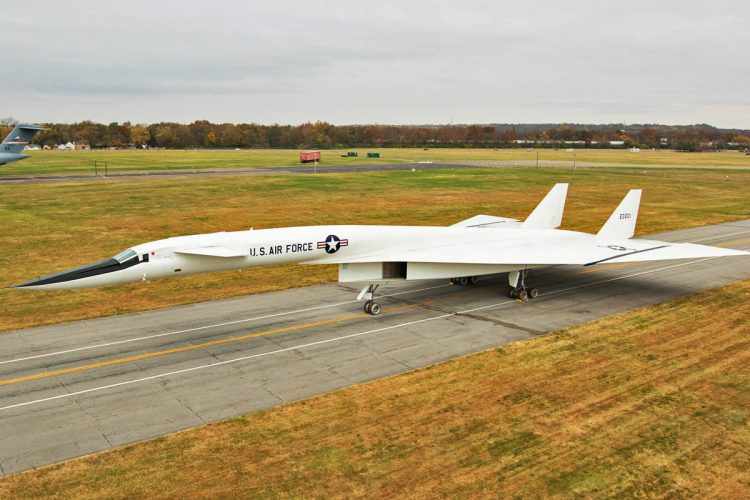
609 140 625 147
56 142 90 150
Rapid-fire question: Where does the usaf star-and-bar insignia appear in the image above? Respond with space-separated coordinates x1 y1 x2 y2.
317 234 348 254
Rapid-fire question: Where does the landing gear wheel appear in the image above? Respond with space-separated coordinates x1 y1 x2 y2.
517 289 529 302
363 300 373 314
458 277 470 286
450 278 457 285
529 288 540 299
369 302 382 315
469 276 479 285
508 288 519 299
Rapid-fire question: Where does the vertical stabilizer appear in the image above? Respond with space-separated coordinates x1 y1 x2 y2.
522 183 569 229
597 189 642 241
2 123 43 154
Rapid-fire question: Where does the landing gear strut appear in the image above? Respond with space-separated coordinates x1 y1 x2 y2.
358 284 382 315
508 269 540 302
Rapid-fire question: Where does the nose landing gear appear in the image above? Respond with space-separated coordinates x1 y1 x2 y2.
358 284 382 316
363 300 382 315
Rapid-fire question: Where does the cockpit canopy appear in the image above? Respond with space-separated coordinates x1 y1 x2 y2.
113 249 139 264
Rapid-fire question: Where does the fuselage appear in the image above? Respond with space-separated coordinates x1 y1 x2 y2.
15 225 598 290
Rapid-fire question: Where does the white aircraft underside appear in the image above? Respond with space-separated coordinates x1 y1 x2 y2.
16 184 748 315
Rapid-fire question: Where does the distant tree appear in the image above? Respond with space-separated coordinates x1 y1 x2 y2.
14 120 750 150
154 125 178 148
130 125 151 146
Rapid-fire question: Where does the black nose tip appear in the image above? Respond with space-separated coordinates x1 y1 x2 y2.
14 258 125 288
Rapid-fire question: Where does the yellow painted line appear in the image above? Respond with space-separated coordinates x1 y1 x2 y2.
0 305 416 387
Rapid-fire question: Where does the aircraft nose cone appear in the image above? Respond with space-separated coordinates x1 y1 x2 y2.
13 258 124 289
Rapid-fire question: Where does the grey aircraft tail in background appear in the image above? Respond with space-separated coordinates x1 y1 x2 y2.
0 123 43 165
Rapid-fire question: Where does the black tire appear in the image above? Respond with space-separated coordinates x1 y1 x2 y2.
529 288 540 299
469 276 479 285
363 300 373 314
458 277 470 286
508 288 518 299
369 302 382 315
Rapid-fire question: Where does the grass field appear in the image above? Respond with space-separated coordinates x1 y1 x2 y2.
2 148 750 176
1 166 750 332
3 279 748 498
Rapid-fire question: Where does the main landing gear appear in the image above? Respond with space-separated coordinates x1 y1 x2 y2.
507 269 540 302
450 276 479 286
358 284 382 316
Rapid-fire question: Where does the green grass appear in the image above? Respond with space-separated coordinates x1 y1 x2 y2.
1 166 749 332
3 147 750 177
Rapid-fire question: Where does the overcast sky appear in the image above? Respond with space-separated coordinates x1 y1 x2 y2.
4 1 749 127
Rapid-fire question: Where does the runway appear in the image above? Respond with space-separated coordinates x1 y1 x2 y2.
1 220 750 475
0 158 723 185
0 162 474 184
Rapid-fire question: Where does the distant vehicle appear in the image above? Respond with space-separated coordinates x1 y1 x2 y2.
0 123 43 166
300 150 321 163
16 184 748 316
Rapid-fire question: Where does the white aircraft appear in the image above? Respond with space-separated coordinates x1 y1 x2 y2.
15 184 748 315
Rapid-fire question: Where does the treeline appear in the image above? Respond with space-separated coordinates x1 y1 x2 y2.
2 120 750 151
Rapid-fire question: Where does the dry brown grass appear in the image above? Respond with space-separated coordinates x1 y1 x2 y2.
1 167 749 332
2 279 749 498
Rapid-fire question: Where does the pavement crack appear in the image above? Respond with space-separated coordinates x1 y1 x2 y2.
64 380 114 448
456 312 544 335
166 387 207 425
264 386 286 404
180 399 206 425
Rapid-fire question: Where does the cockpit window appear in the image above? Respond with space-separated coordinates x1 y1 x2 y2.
113 249 138 264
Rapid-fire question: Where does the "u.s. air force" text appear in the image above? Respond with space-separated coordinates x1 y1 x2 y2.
248 242 313 257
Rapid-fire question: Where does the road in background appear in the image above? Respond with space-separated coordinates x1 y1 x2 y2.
4 158 744 184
